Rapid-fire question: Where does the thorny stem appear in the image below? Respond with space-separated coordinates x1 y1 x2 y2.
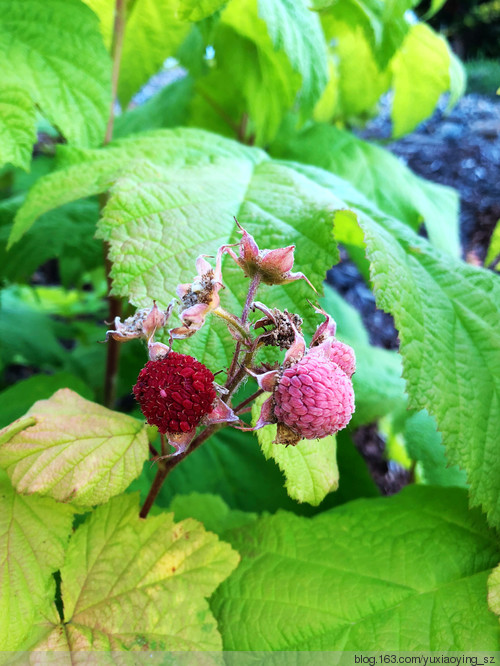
102 0 127 408
226 275 261 385
140 424 223 519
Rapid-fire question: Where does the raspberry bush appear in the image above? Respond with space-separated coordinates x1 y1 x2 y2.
0 0 499 655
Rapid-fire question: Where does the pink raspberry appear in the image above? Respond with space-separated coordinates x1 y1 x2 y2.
274 354 355 441
327 340 356 378
133 353 216 435
249 306 355 445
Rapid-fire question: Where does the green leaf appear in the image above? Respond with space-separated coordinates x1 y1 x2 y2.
404 409 468 488
285 165 500 527
0 389 149 507
176 0 227 21
351 343 406 427
391 23 451 137
251 395 339 506
206 2 300 145
0 0 111 146
113 77 194 138
447 49 466 111
357 210 500 526
0 469 74 650
0 372 93 429
488 563 500 621
8 128 260 245
486 219 500 269
212 486 500 649
257 0 328 115
27 493 239 651
0 196 101 283
320 284 369 346
272 123 460 256
131 422 378 517
169 492 257 534
119 0 190 106
324 274 408 430
0 286 65 368
85 134 338 370
321 15 390 119
0 86 37 170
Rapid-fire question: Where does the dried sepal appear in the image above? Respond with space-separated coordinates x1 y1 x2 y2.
218 219 316 289
170 254 224 339
106 302 172 343
252 301 303 350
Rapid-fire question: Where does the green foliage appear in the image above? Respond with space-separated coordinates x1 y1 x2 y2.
176 0 227 21
0 372 93 429
113 77 195 138
23 493 239 650
390 23 451 137
486 219 500 269
355 209 500 526
212 486 500 649
0 86 37 171
0 469 74 651
0 0 111 147
252 394 339 506
272 122 460 256
1 0 498 654
0 390 149 507
404 409 468 487
130 426 379 516
0 196 102 285
0 286 66 368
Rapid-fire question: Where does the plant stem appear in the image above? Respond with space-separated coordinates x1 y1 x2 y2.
196 87 240 135
139 424 223 519
242 274 261 325
234 388 264 414
105 0 127 144
226 275 261 385
102 0 127 408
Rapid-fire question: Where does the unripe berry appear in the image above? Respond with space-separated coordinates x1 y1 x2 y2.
274 354 355 441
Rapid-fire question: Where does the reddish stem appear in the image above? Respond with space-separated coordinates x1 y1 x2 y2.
226 275 261 386
234 388 264 414
139 424 223 518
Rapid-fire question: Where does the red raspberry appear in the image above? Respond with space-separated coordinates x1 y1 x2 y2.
274 354 354 440
133 353 216 435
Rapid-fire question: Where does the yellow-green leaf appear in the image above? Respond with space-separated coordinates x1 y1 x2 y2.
0 389 149 507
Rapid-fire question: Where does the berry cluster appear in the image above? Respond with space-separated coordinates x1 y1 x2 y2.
107 220 356 458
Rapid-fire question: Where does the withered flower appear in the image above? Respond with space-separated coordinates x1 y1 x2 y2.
170 255 224 339
218 220 316 290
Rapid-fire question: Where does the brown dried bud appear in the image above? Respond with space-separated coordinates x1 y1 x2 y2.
252 301 303 350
